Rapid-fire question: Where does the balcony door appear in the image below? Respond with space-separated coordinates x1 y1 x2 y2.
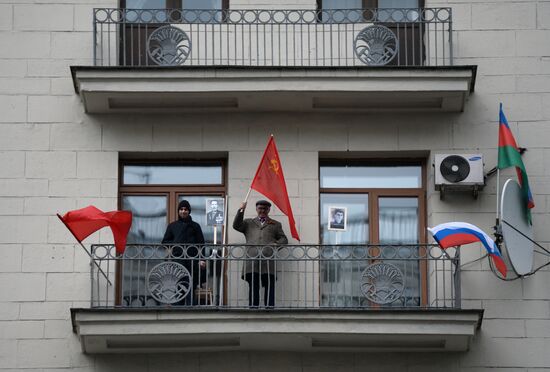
118 160 226 307
317 0 425 66
119 0 228 66
319 161 426 307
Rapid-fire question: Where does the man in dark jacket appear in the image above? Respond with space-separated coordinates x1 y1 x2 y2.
233 200 288 307
162 200 206 305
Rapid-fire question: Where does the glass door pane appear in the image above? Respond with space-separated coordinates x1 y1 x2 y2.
122 195 168 244
120 195 168 307
320 193 369 245
125 0 168 8
379 197 418 244
379 197 420 307
123 164 223 185
320 193 369 307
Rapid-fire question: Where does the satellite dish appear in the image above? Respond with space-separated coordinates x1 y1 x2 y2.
500 178 534 275
440 155 471 183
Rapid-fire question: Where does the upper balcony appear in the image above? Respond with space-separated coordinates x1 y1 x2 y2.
71 8 476 114
71 243 482 354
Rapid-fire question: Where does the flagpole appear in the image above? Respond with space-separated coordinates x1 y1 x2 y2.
76 241 113 286
213 226 217 245
243 187 252 203
497 103 501 226
219 195 229 306
56 214 113 286
496 168 500 224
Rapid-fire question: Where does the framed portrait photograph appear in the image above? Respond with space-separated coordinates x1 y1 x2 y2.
206 198 225 226
328 206 347 231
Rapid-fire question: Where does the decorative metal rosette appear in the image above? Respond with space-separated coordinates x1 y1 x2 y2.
147 261 191 304
360 262 404 304
354 25 398 66
147 25 191 66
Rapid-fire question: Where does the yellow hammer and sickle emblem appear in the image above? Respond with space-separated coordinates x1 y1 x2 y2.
269 159 280 175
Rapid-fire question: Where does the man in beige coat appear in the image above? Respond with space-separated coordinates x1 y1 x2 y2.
233 200 288 307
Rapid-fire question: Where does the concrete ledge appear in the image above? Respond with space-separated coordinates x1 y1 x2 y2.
71 308 483 353
71 66 477 114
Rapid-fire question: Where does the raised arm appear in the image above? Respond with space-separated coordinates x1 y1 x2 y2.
232 202 247 233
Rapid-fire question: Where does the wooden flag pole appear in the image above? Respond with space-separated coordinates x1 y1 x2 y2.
243 187 252 204
213 225 217 245
219 195 230 306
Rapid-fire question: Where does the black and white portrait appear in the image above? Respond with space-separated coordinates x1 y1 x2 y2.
328 207 347 231
206 198 225 226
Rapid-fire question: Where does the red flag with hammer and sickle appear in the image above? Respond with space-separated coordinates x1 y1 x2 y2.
250 136 300 241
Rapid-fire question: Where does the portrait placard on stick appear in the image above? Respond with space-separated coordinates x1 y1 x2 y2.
206 198 225 226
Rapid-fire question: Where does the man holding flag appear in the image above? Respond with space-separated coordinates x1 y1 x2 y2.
233 200 288 307
233 135 298 307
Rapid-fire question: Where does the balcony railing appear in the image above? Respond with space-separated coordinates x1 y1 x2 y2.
89 243 460 310
93 8 452 67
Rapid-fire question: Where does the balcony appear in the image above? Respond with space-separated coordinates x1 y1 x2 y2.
71 8 476 113
71 244 483 353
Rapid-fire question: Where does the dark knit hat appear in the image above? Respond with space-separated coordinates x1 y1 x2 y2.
256 200 272 207
178 200 192 213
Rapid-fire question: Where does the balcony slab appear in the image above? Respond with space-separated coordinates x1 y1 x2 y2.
71 66 476 114
71 308 483 353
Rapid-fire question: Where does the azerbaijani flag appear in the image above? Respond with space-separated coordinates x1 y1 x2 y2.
428 222 507 277
498 103 534 223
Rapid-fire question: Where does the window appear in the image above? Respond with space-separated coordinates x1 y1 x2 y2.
119 0 229 66
317 0 421 12
120 161 226 244
317 0 424 65
118 160 226 307
121 0 228 11
319 161 426 307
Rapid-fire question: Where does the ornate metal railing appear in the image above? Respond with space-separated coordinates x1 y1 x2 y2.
93 8 452 67
89 243 460 309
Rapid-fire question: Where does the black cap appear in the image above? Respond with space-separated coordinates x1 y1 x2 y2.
178 200 192 213
256 200 272 207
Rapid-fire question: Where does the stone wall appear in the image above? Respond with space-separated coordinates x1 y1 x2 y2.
0 0 549 370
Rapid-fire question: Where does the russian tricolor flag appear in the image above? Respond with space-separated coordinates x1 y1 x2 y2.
428 222 507 277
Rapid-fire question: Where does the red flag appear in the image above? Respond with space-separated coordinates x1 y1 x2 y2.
250 136 300 241
57 206 132 254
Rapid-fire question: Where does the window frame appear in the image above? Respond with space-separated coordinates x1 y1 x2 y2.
319 158 428 306
117 158 227 306
120 0 229 11
118 158 227 229
118 0 230 66
315 0 427 67
319 158 426 244
316 0 425 11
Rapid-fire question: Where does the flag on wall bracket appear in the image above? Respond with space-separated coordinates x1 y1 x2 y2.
58 205 132 255
498 103 535 223
57 206 133 285
428 222 507 277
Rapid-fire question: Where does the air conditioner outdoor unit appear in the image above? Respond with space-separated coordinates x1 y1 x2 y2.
434 154 485 199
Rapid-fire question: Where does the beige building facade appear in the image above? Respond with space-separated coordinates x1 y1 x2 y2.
1 0 550 370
